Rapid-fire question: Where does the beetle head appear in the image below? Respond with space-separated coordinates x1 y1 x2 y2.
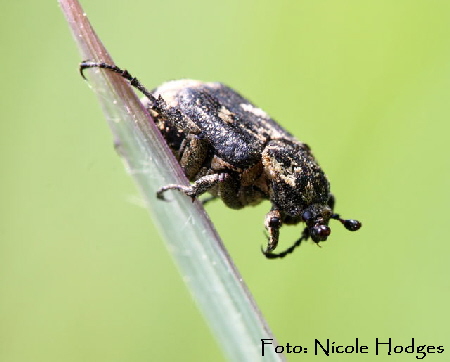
300 204 333 242
262 140 361 245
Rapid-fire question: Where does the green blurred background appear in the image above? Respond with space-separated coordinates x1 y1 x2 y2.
1 1 449 361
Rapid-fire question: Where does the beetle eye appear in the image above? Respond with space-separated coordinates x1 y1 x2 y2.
310 224 330 242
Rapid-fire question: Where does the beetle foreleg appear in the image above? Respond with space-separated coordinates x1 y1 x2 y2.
262 227 310 259
263 209 283 253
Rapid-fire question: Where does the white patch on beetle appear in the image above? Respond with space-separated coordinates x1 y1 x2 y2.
264 155 297 187
303 180 316 203
240 103 269 118
154 79 204 107
218 106 234 124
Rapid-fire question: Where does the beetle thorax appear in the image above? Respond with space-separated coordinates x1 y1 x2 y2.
262 140 330 217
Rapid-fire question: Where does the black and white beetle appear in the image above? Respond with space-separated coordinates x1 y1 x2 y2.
80 61 361 259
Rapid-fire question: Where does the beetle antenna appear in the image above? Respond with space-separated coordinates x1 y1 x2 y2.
331 214 362 231
79 61 157 104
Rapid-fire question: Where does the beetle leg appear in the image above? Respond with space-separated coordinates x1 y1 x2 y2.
262 227 310 259
178 134 210 180
263 209 283 252
157 173 230 201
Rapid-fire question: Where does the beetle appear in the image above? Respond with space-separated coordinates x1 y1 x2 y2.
80 61 361 258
